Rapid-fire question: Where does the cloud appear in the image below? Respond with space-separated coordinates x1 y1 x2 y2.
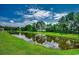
16 8 67 22
28 8 39 13
10 20 14 23
1 8 67 27
23 15 33 18
0 12 67 27
33 10 51 19
0 16 39 27
54 13 68 20
32 20 38 23
0 16 32 27
0 20 32 27
23 8 52 21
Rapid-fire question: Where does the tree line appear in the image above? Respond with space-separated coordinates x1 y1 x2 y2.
0 12 79 34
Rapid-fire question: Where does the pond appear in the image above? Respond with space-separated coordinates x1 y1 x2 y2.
12 33 79 50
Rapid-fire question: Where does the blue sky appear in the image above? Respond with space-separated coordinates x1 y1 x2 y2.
0 4 79 27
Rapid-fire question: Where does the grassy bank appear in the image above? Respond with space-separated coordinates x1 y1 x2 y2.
0 31 79 55
20 31 79 41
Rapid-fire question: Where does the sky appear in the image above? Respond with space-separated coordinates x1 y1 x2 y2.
0 4 79 27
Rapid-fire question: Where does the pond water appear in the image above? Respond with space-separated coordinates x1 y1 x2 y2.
12 33 79 50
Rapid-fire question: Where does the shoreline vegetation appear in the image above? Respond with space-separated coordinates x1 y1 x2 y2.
16 31 79 40
0 31 79 55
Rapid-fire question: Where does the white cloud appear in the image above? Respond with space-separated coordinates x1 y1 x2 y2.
54 13 68 20
10 20 14 23
0 12 67 27
24 8 52 20
33 10 51 19
23 15 33 18
0 16 32 27
32 20 38 23
1 8 66 27
28 8 39 13
0 20 32 27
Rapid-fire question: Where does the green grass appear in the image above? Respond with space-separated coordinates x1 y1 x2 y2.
24 31 79 40
0 31 79 55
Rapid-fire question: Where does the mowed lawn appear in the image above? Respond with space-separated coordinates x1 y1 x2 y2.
32 32 79 40
20 31 79 40
0 31 79 55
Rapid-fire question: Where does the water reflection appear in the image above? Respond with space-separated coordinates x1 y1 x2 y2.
33 34 47 44
13 33 79 50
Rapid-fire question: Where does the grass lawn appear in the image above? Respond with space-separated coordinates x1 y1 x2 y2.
20 31 79 41
0 31 79 55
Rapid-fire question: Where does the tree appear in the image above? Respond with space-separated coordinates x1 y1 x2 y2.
56 12 79 33
46 24 53 32
24 24 33 31
35 21 46 31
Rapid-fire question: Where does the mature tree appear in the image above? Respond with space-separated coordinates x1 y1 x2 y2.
35 21 46 31
57 12 79 33
46 24 53 32
24 24 33 31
